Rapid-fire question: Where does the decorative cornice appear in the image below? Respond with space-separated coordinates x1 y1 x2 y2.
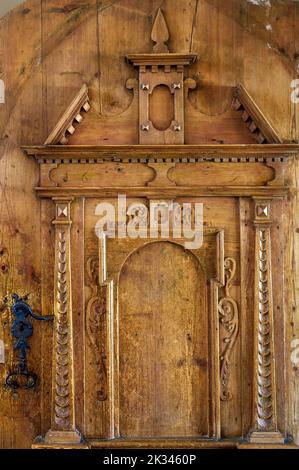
126 53 197 68
34 185 290 198
232 84 282 144
44 84 90 145
22 144 299 164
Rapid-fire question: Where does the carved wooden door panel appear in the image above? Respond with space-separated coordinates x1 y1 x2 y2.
82 196 240 442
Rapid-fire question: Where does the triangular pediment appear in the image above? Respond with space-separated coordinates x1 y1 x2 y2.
43 81 283 146
43 9 282 147
232 84 282 144
44 84 91 145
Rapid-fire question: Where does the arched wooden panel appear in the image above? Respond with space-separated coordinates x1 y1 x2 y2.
118 241 209 438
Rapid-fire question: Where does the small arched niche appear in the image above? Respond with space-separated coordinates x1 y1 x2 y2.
118 241 209 438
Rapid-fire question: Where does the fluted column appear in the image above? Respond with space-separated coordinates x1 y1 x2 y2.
44 198 83 446
248 198 284 444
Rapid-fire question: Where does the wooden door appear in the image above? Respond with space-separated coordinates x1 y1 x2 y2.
118 241 209 438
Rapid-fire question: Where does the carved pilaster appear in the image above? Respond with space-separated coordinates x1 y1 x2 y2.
44 198 84 446
248 198 284 444
86 256 108 402
218 257 239 401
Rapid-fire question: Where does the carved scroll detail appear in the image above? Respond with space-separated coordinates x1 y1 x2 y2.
54 229 71 428
218 257 239 401
86 256 107 401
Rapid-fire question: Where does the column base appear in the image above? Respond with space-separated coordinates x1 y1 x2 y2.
238 431 285 448
248 431 285 444
32 430 89 449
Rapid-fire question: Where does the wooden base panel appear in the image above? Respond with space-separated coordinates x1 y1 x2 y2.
32 436 299 450
32 442 90 449
238 442 298 449
32 430 89 449
88 438 238 449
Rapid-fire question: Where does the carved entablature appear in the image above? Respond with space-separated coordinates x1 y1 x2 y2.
23 144 297 201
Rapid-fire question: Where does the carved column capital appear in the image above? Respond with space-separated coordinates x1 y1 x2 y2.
52 197 73 225
253 197 272 226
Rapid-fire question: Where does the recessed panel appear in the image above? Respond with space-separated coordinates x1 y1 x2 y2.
119 241 208 438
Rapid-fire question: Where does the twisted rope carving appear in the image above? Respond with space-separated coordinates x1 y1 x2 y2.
218 257 239 401
256 228 274 430
54 230 71 429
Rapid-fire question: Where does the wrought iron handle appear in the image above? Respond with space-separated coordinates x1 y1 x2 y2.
11 293 53 321
3 294 53 390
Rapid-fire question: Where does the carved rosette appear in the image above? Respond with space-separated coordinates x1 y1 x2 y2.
218 257 239 401
85 256 107 401
249 199 284 444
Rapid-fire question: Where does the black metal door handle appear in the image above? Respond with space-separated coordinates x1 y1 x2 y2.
3 294 53 390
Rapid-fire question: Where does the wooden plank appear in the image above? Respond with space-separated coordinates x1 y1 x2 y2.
0 0 43 448
0 0 298 448
40 199 55 436
239 198 255 437
41 0 98 135
70 197 85 433
271 199 286 435
188 0 243 116
89 437 237 448
220 207 241 438
243 1 296 141
290 1 299 446
34 185 291 198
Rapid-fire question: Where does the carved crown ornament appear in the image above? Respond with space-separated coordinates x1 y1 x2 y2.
126 8 197 144
22 8 299 168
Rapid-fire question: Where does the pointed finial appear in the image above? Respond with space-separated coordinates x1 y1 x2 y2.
151 8 169 53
